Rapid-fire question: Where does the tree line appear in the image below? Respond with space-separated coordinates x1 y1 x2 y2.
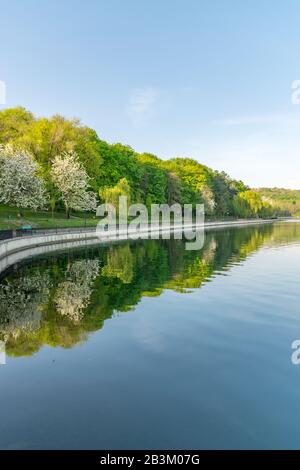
255 187 299 216
0 107 286 219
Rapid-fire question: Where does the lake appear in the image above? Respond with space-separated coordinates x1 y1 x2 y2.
0 221 300 449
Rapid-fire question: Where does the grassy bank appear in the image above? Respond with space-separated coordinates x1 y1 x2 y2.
0 205 98 230
0 205 282 231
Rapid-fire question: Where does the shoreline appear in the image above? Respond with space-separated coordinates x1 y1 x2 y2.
0 217 283 277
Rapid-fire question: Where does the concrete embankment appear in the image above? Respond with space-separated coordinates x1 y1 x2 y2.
0 218 276 276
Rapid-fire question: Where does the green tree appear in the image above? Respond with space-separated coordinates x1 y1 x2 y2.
0 107 34 143
137 153 168 206
100 177 131 209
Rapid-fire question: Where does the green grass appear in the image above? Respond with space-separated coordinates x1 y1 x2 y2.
0 205 99 230
0 205 276 231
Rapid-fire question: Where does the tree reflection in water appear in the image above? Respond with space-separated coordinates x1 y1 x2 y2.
0 222 299 357
54 259 100 323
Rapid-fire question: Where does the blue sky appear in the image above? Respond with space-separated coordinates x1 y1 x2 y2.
1 0 300 188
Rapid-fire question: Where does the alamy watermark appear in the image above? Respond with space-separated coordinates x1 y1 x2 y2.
0 341 6 365
291 80 300 104
291 340 300 365
96 197 205 250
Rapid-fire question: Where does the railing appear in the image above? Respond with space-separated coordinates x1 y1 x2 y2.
0 230 14 241
0 222 200 242
0 216 281 243
0 225 98 241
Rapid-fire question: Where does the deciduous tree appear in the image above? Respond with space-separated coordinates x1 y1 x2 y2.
0 145 47 210
51 150 97 217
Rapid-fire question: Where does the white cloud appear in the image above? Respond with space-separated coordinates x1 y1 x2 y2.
126 87 159 127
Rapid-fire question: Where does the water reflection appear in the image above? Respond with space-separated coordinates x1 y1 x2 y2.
1 222 300 357
54 259 100 323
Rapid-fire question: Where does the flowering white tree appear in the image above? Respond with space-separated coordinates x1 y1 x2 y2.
50 151 97 218
0 145 47 210
201 185 216 215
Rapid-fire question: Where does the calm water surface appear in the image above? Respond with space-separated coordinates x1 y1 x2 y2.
0 222 300 449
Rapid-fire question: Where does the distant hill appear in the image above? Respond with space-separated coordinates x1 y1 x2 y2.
255 188 300 216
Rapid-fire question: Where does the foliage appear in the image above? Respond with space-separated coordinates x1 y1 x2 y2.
0 145 47 210
255 187 299 216
0 107 34 143
0 107 280 219
232 190 273 218
99 177 131 207
51 150 97 217
137 153 168 206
